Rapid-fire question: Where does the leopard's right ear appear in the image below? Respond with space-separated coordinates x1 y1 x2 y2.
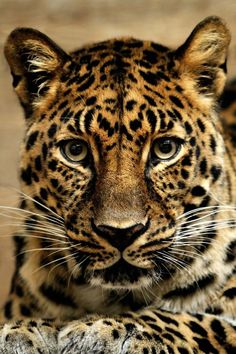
4 28 70 115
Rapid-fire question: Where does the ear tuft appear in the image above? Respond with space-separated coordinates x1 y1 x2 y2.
175 16 231 97
4 28 69 109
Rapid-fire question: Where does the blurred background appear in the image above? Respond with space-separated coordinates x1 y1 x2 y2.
0 0 236 306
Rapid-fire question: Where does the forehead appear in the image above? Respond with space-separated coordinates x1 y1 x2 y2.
49 39 191 145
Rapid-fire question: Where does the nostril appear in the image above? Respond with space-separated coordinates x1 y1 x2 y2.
91 219 149 252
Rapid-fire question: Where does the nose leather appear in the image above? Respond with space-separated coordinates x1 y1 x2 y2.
92 220 149 252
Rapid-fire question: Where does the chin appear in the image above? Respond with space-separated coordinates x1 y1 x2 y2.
86 259 158 290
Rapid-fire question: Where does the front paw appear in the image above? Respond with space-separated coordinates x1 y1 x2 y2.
0 320 58 354
58 316 167 354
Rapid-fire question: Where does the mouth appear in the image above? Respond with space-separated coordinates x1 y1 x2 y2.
87 259 155 289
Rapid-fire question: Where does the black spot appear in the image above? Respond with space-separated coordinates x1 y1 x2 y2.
143 50 158 64
35 156 42 172
172 108 182 121
112 329 120 339
184 122 193 134
48 160 58 171
4 300 12 319
197 118 205 132
200 158 207 175
199 195 210 208
193 337 218 354
147 109 157 133
40 188 48 200
225 240 236 262
211 319 226 343
211 165 222 182
26 131 39 150
47 123 57 138
169 95 184 109
126 100 136 111
223 287 236 299
178 348 189 354
189 137 196 146
178 181 185 189
148 323 162 332
84 109 95 134
151 42 168 52
125 323 136 333
86 96 97 106
144 94 157 107
165 326 184 340
128 73 138 83
139 70 159 86
120 125 133 141
195 145 200 159
166 346 174 354
15 284 24 297
164 274 215 298
182 156 191 166
191 186 206 197
181 169 189 179
39 283 77 308
20 304 31 317
210 135 216 154
58 100 68 110
187 321 207 337
13 235 26 268
155 313 179 327
42 143 48 160
130 119 142 131
50 178 59 188
99 115 111 132
21 166 32 185
77 75 95 91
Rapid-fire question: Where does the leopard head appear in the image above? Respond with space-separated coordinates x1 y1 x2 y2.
5 16 231 289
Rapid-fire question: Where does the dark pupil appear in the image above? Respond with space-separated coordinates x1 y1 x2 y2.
69 143 82 155
159 140 173 154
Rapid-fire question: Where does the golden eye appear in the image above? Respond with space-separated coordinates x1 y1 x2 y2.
61 140 88 163
152 138 181 161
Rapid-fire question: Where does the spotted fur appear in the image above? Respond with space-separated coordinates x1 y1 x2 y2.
1 16 236 353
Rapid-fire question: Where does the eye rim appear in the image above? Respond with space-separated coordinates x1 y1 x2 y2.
151 136 184 162
59 139 89 163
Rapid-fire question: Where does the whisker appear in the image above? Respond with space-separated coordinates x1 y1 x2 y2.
18 190 64 221
177 209 235 227
17 244 71 256
178 218 236 231
33 251 79 274
67 255 90 289
177 205 236 221
0 221 66 237
0 206 63 226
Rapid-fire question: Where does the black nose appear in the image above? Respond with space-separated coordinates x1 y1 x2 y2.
92 220 149 252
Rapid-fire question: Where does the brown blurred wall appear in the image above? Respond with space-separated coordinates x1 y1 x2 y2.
0 0 236 306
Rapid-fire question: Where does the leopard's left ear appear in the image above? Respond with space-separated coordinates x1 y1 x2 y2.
174 16 231 97
4 28 70 114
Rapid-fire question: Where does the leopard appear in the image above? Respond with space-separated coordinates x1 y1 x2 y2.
0 15 236 353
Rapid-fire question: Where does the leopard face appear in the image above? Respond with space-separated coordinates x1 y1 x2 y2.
5 17 231 290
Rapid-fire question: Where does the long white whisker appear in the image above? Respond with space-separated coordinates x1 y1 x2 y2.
33 251 79 273
0 206 63 226
178 219 236 231
18 191 64 221
177 205 236 220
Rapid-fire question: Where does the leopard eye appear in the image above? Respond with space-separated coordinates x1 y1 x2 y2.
152 138 181 161
60 140 88 163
